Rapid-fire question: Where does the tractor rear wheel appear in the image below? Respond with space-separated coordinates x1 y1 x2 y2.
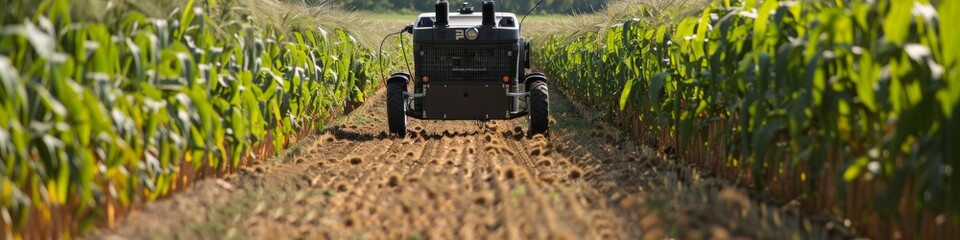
528 79 549 135
387 81 407 137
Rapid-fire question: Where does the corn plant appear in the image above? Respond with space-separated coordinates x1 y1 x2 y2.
538 0 958 237
0 0 399 238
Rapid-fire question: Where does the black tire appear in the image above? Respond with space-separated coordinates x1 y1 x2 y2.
528 79 549 135
387 81 407 137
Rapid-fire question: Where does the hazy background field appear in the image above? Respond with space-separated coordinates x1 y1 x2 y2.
325 0 607 14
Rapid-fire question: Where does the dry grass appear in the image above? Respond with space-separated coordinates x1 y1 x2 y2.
524 0 709 40
52 0 399 47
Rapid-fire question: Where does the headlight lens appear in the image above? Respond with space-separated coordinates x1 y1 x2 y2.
466 28 479 40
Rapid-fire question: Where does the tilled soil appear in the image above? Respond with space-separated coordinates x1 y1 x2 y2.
90 87 834 239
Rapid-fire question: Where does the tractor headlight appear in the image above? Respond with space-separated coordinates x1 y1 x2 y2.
466 28 479 41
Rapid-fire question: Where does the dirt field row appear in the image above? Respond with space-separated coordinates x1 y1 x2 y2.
89 87 838 239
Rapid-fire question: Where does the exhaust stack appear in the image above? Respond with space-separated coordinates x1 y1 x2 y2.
435 0 450 27
482 1 496 26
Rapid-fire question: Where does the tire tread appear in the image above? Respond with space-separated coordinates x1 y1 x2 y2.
529 80 549 134
387 82 407 137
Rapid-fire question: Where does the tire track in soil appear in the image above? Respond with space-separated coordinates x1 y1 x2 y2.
90 87 837 240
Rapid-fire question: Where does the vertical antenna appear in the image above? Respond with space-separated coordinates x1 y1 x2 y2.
519 0 545 32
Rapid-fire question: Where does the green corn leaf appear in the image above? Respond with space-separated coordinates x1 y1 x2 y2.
177 0 197 41
0 57 27 113
619 78 635 111
55 157 68 204
939 0 960 117
943 68 960 118
856 48 879 112
676 18 697 51
650 72 669 112
4 20 66 63
46 0 71 29
943 0 959 68
693 7 711 60
753 0 777 58
883 0 912 45
843 157 871 182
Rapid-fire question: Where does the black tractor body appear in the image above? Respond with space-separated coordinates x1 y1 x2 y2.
387 0 549 136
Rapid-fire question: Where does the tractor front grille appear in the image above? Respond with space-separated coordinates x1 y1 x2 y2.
415 44 518 83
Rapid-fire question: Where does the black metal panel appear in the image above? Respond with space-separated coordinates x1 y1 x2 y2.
413 27 520 44
415 44 517 83
422 84 510 120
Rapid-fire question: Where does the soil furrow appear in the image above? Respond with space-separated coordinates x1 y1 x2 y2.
90 87 833 240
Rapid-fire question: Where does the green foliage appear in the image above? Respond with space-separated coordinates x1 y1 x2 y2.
0 0 395 237
538 0 957 226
